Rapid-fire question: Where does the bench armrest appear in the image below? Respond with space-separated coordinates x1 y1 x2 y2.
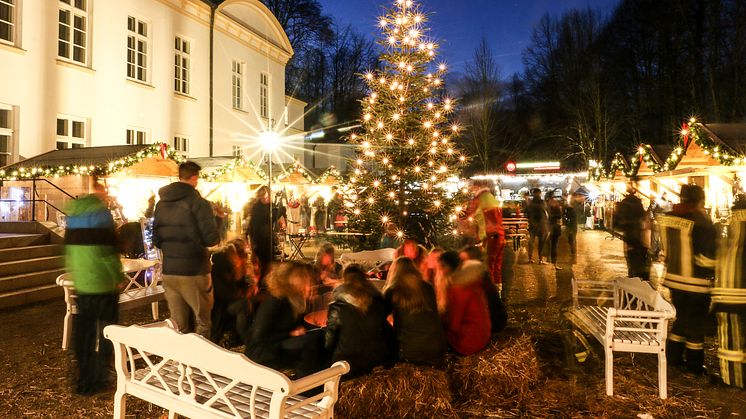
290 361 350 394
609 308 673 319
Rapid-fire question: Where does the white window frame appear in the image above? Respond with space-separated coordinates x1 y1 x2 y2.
0 104 15 166
173 135 189 155
127 15 149 83
232 145 242 157
284 105 289 127
0 0 17 46
174 36 190 95
126 127 147 145
232 60 243 110
260 72 269 119
58 0 89 65
56 115 88 150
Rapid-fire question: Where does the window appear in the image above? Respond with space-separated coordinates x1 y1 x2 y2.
232 145 242 157
58 0 88 65
174 36 190 95
173 136 189 155
0 0 16 45
56 116 87 149
260 72 269 118
126 128 147 145
231 60 243 110
284 105 289 126
127 16 148 82
0 105 13 166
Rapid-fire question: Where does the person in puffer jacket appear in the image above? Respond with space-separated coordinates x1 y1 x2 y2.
325 265 396 377
153 161 220 337
65 179 123 395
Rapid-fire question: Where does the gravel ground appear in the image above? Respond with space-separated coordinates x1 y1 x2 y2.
0 229 744 418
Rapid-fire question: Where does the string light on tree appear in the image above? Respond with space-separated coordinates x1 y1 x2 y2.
345 0 467 246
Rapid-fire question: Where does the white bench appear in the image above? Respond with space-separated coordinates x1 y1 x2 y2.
338 248 395 271
564 277 676 399
104 323 350 419
57 258 165 350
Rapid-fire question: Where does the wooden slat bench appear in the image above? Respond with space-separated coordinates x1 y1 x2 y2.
104 323 349 419
57 258 164 350
564 277 676 399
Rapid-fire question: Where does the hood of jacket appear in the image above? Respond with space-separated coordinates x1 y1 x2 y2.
158 181 198 202
332 281 380 312
451 260 486 287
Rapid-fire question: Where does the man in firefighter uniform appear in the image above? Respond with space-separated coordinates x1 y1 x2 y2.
658 184 716 374
713 198 746 387
463 180 505 288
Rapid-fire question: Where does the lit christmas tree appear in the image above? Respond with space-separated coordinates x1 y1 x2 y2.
346 0 467 247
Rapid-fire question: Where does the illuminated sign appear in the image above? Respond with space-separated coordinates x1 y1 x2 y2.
506 161 516 172
515 161 561 171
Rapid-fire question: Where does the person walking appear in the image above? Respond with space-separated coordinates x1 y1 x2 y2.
616 181 651 281
153 161 220 337
65 178 123 395
712 198 746 387
659 184 716 374
563 194 580 261
463 180 506 285
246 186 274 286
546 192 563 270
526 188 548 264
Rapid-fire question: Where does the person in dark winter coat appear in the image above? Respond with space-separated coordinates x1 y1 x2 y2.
153 161 220 337
246 186 274 286
526 188 548 264
659 184 716 374
546 193 564 270
383 257 447 366
616 182 650 281
439 254 491 356
209 244 249 344
245 261 327 378
325 265 396 377
563 195 580 259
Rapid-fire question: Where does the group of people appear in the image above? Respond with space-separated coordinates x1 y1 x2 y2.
64 162 512 394
524 188 582 268
617 181 746 388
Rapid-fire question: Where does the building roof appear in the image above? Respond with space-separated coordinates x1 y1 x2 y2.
702 123 746 153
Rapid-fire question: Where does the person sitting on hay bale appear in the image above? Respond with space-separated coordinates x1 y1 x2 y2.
436 251 491 356
459 245 508 335
244 261 327 378
384 257 447 366
325 264 396 377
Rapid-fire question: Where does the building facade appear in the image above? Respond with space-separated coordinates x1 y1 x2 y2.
0 0 305 166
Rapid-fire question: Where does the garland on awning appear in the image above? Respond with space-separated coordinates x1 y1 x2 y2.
0 142 184 180
200 156 268 182
588 118 746 181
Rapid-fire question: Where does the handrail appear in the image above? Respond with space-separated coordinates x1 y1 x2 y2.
0 198 66 217
37 178 76 199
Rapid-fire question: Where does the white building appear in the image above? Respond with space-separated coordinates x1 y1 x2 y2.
0 0 305 166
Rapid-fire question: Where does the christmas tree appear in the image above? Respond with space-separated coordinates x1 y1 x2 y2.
346 0 467 247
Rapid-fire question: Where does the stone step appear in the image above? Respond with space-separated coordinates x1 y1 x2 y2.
0 284 63 310
0 244 62 263
0 255 64 277
0 268 66 293
0 233 49 249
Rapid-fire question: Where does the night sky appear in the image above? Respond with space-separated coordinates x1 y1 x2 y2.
317 0 621 77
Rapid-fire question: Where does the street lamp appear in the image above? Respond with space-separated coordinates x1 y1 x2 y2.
260 130 281 261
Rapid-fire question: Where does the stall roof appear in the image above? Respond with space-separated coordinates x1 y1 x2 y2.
3 145 152 171
703 123 746 152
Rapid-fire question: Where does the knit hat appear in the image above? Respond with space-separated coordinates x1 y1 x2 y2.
680 184 705 205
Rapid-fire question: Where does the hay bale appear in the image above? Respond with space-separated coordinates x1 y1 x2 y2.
449 334 540 407
335 363 455 419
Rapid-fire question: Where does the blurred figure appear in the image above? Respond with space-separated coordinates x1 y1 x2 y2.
384 257 447 366
245 261 326 378
65 178 123 395
395 239 428 273
209 244 249 345
659 184 716 374
563 194 580 260
546 192 563 270
424 247 444 285
463 180 506 285
246 186 274 286
313 242 342 288
713 197 746 387
526 188 548 264
325 265 396 377
380 222 402 249
458 246 508 334
616 181 650 281
154 161 220 337
437 251 491 355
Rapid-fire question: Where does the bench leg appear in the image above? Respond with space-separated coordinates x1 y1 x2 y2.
62 310 72 350
658 351 667 399
168 410 176 419
113 389 126 419
151 301 159 320
605 347 614 396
